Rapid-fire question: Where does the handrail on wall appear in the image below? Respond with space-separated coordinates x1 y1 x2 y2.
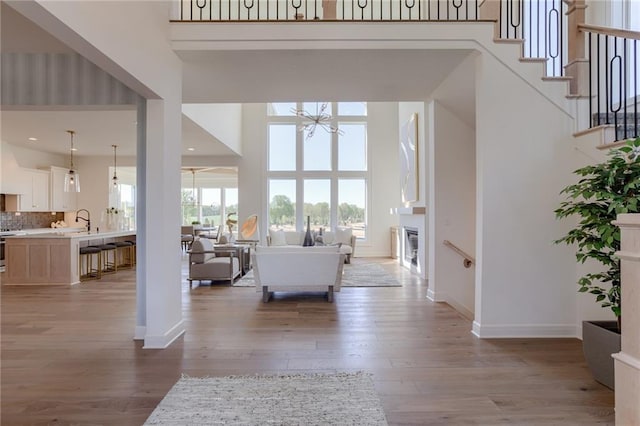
443 240 475 268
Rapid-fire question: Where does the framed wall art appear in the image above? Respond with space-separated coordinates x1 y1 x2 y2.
399 113 418 204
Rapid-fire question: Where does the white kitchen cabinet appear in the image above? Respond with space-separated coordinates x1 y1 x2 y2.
6 168 50 211
49 166 77 212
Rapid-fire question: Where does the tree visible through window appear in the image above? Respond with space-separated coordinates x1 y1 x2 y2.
267 102 368 239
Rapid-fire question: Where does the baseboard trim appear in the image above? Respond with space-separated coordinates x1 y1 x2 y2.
134 325 146 341
143 319 186 349
472 321 577 338
426 289 437 301
443 298 474 321
429 290 474 320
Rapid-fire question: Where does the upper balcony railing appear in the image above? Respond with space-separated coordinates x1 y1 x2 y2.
174 0 481 22
172 0 566 75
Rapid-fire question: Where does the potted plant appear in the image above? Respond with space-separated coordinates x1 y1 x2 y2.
554 137 640 389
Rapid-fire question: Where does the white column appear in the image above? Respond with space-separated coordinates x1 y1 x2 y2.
613 214 640 424
134 98 147 340
142 96 184 349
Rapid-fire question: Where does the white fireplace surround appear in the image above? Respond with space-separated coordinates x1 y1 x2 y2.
397 209 426 278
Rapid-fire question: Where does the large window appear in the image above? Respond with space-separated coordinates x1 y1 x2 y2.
181 168 238 227
267 102 368 239
269 180 296 230
108 166 136 230
182 187 237 227
338 179 366 239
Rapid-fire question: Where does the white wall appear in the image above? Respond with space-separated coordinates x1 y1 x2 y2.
182 104 243 155
74 155 136 232
1 142 66 194
238 103 267 239
473 50 579 338
366 102 401 257
429 101 476 319
238 102 400 256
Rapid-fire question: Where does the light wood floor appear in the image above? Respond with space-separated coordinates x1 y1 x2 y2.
1 257 614 425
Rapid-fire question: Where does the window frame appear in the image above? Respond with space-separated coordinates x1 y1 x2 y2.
266 102 370 240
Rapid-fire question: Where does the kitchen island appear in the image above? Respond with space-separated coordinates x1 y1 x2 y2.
3 230 136 285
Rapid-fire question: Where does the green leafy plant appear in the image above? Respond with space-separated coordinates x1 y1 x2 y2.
554 137 640 329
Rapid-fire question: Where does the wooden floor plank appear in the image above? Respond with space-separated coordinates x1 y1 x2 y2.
1 257 614 425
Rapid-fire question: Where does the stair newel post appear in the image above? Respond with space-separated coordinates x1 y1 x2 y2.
565 0 589 96
612 214 640 425
478 0 501 39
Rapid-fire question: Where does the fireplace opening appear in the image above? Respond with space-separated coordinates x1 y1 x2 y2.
404 227 418 266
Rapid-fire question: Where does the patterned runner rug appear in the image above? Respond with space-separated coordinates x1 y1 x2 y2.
233 261 401 287
144 372 388 425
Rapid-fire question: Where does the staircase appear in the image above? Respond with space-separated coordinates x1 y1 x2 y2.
592 113 640 141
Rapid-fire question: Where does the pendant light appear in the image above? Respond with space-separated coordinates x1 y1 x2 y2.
110 144 120 194
64 130 80 192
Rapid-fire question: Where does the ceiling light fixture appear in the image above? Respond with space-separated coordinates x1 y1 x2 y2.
291 102 344 140
28 137 38 141
110 144 120 194
64 130 80 193
187 147 195 151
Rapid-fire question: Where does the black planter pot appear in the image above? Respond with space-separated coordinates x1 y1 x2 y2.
582 320 621 390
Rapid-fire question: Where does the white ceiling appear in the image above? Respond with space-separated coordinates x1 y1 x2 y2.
178 49 473 103
0 2 236 158
1 109 138 157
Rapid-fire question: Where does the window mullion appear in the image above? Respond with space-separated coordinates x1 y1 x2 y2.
296 102 304 231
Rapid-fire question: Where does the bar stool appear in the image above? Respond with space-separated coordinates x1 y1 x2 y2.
79 246 102 281
112 241 134 269
125 240 136 266
92 244 117 274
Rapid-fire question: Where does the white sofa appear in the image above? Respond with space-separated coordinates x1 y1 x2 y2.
266 228 356 263
187 237 241 287
252 246 345 302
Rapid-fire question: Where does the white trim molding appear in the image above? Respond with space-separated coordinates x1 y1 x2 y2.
143 320 186 349
472 321 577 338
613 352 640 371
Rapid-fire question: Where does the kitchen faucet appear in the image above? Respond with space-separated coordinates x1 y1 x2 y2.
75 209 91 232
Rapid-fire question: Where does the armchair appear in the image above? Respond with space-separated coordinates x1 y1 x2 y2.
187 238 241 288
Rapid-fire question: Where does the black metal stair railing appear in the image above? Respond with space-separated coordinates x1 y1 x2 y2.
584 27 640 141
173 0 640 143
499 0 566 77
176 0 481 22
174 0 567 76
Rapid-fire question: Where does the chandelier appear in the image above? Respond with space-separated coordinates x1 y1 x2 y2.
291 102 344 140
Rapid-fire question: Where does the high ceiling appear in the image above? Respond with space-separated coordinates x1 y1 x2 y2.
0 3 236 158
1 3 477 157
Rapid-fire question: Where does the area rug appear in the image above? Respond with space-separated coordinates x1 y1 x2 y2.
233 262 401 287
144 372 388 425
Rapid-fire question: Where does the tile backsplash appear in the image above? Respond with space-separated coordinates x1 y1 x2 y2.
0 212 65 231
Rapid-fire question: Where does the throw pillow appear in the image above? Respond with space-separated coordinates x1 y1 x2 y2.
335 227 353 246
269 229 287 246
